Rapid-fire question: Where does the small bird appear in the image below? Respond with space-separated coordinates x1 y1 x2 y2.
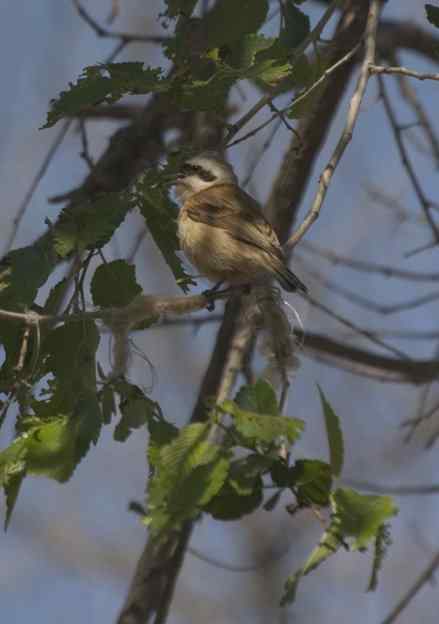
174 152 307 294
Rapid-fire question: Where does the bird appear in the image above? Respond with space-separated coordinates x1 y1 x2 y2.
174 152 307 295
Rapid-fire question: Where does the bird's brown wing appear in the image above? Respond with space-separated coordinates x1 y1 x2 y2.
184 184 284 260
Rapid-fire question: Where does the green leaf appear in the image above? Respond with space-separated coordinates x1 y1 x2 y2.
280 1 311 50
229 454 273 495
207 479 263 520
0 244 54 307
426 4 439 28
113 381 159 442
203 0 269 48
235 379 279 416
146 423 230 535
332 488 398 550
281 488 398 605
368 524 392 592
4 470 25 530
165 0 198 18
222 400 304 447
42 320 102 465
53 193 129 258
147 419 179 467
91 260 142 308
281 527 340 605
317 385 344 477
100 386 116 425
43 63 165 128
132 173 193 292
290 459 332 506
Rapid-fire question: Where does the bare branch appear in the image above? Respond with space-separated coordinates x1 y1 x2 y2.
301 241 439 282
377 73 439 242
381 551 439 624
285 0 381 249
72 0 167 44
224 0 343 145
370 64 439 82
343 478 439 496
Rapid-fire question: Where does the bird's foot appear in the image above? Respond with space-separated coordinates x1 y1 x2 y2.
202 282 224 311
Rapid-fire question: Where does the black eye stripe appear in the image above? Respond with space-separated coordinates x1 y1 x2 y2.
180 163 216 182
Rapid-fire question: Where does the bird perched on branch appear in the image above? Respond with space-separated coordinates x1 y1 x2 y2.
173 152 307 294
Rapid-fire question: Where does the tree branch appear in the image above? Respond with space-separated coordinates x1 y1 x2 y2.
381 551 439 624
285 0 381 249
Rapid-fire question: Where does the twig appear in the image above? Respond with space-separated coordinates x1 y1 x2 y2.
306 294 411 361
301 259 439 315
377 73 439 242
227 42 360 150
72 0 166 44
381 551 439 624
224 0 342 145
344 478 439 496
242 118 283 188
390 52 439 169
78 120 95 170
301 241 439 282
3 121 71 255
285 0 381 249
370 64 439 82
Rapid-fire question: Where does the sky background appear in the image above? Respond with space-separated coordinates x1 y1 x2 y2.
1 1 439 623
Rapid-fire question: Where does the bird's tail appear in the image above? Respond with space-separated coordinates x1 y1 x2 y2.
274 264 307 294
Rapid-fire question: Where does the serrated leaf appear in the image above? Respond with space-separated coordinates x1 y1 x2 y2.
290 459 332 506
229 454 272 495
368 524 392 592
235 379 279 416
203 0 269 48
222 400 304 447
132 175 193 292
281 487 397 605
332 488 398 550
165 0 198 18
113 381 158 442
43 277 69 315
26 417 77 482
91 260 142 308
426 4 439 28
281 527 339 605
100 386 115 425
146 423 230 535
43 63 165 128
0 244 54 307
4 470 25 530
207 479 263 520
147 419 179 467
53 193 129 258
280 1 310 50
317 386 344 477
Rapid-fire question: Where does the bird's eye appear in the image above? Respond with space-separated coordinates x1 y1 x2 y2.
180 163 197 177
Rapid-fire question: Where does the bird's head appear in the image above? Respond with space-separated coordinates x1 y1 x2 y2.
174 152 237 200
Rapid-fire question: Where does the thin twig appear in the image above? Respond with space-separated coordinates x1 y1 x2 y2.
344 478 439 496
306 294 412 361
227 42 360 150
224 0 342 145
3 121 71 255
72 0 166 44
377 73 439 242
79 120 95 170
302 261 439 315
390 52 439 169
381 551 439 624
301 241 439 282
370 64 439 82
285 0 381 249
